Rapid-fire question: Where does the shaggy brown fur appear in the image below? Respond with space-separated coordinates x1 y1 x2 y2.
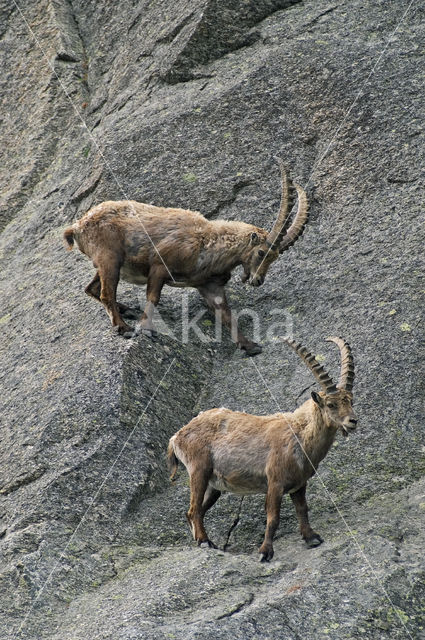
168 338 357 561
63 161 308 355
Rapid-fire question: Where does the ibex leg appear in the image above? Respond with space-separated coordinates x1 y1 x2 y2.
97 258 132 335
85 272 101 301
197 281 262 356
140 265 168 335
187 469 217 549
86 271 133 315
259 483 283 562
290 485 323 547
201 486 221 516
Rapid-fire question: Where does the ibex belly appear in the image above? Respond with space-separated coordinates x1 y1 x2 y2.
120 266 193 288
209 470 268 495
167 280 194 288
210 438 270 495
120 264 148 286
120 263 194 288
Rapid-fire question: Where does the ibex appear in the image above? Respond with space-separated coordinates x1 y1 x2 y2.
168 337 357 561
63 158 308 355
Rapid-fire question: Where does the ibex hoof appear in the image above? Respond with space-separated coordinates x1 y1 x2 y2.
121 307 140 320
115 324 133 337
259 549 274 563
141 328 158 340
243 343 262 357
305 533 323 548
198 539 218 549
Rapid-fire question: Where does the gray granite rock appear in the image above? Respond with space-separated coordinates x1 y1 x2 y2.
0 1 424 639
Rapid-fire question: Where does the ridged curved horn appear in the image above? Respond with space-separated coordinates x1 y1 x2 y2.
278 183 309 254
284 338 338 394
266 157 297 248
326 337 355 393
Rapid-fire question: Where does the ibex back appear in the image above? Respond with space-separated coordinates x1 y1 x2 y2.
64 158 308 355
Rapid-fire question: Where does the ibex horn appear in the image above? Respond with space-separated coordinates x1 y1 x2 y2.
284 338 338 395
266 157 297 248
325 337 355 393
278 183 309 254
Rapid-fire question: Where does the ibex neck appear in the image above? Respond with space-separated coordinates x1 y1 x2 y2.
203 220 263 269
294 400 337 468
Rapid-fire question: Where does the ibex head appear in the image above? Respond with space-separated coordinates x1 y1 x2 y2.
241 233 280 287
241 157 309 287
285 336 357 436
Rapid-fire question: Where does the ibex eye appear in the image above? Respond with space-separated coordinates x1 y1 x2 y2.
258 250 265 258
327 403 336 409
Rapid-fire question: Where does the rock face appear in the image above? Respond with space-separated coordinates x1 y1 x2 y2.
0 1 424 639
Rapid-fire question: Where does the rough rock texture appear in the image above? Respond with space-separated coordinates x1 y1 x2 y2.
0 1 424 639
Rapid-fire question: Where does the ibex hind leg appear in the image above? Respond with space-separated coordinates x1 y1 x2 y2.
137 265 169 338
201 486 221 516
187 468 218 549
85 271 140 319
85 271 102 301
97 258 133 336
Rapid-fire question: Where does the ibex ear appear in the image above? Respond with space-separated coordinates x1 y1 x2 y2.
311 391 324 408
250 232 260 246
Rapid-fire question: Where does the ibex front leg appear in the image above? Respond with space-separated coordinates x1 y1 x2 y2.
197 281 262 356
259 482 284 562
139 265 168 337
290 485 323 548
